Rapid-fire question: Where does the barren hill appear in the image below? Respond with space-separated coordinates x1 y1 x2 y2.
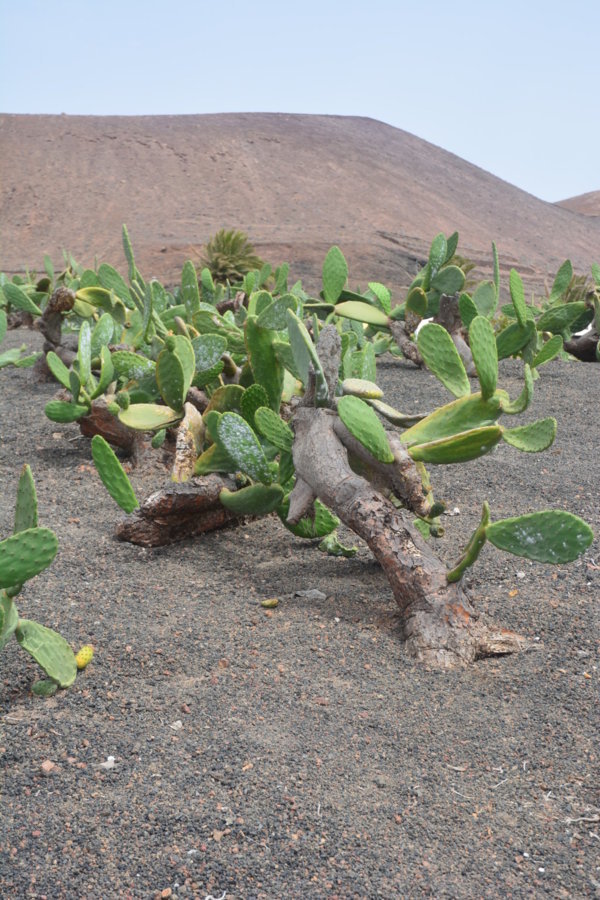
556 190 600 217
1 113 598 295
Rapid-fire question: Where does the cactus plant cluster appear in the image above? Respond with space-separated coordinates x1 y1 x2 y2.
0 465 89 694
2 227 595 667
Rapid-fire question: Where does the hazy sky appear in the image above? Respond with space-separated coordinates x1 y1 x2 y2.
1 0 598 202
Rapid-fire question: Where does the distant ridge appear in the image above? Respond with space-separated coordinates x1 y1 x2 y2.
556 190 600 218
1 113 598 293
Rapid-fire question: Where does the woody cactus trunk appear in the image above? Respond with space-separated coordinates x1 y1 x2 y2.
287 327 524 667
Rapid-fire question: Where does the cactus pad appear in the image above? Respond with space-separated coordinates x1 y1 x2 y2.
14 464 38 533
486 510 593 564
45 400 90 423
216 413 273 484
337 395 395 463
0 591 19 651
334 300 389 328
254 407 294 453
15 619 77 687
117 403 182 431
468 316 498 400
219 483 284 517
341 378 383 399
408 425 503 465
91 435 139 513
502 417 557 452
401 392 502 446
0 528 58 588
322 246 348 304
417 323 470 398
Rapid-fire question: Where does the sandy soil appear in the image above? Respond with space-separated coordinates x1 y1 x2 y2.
1 325 598 899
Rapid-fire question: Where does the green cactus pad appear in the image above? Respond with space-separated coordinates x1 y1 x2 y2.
0 309 5 344
405 287 428 318
15 620 77 687
76 321 92 386
501 417 557 452
337 395 394 463
0 528 58 588
45 400 90 423
346 344 376 381
111 350 156 382
472 281 497 318
91 435 139 513
285 310 328 404
334 300 389 328
498 364 534 414
367 282 391 314
219 483 284 517
245 315 284 412
254 407 294 453
217 412 273 484
532 334 563 368
194 440 236 476
240 384 271 430
205 384 245 414
430 265 466 295
322 246 348 304
0 592 19 651
256 294 299 330
91 313 117 360
191 333 227 374
181 260 201 317
536 301 588 335
90 345 115 400
278 450 296 486
2 282 42 315
458 293 479 329
319 532 358 557
14 464 38 534
496 320 536 360
156 346 187 412
401 392 502 446
117 402 182 431
417 323 470 398
549 259 573 301
45 351 72 389
408 425 503 465
446 501 491 583
509 269 529 328
486 510 593 564
469 316 498 400
279 497 340 539
32 679 59 697
341 378 384 399
365 399 426 428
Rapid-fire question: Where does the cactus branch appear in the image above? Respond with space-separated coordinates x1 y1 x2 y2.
291 406 527 667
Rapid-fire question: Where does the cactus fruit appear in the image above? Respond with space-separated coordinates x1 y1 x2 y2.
91 435 139 513
337 395 395 463
417 323 471 398
75 644 94 670
0 528 59 588
219 483 284 517
15 619 77 687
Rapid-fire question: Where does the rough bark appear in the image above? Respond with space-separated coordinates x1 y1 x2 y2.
78 399 146 462
115 475 239 546
564 330 599 362
291 406 527 667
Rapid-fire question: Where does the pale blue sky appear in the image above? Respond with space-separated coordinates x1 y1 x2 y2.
1 0 598 202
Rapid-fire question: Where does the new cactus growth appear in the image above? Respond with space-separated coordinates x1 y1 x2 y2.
0 467 80 690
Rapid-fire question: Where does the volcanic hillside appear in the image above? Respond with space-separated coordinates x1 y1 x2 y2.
1 113 598 296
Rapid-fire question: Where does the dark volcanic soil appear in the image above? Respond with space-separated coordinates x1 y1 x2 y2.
0 327 598 899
